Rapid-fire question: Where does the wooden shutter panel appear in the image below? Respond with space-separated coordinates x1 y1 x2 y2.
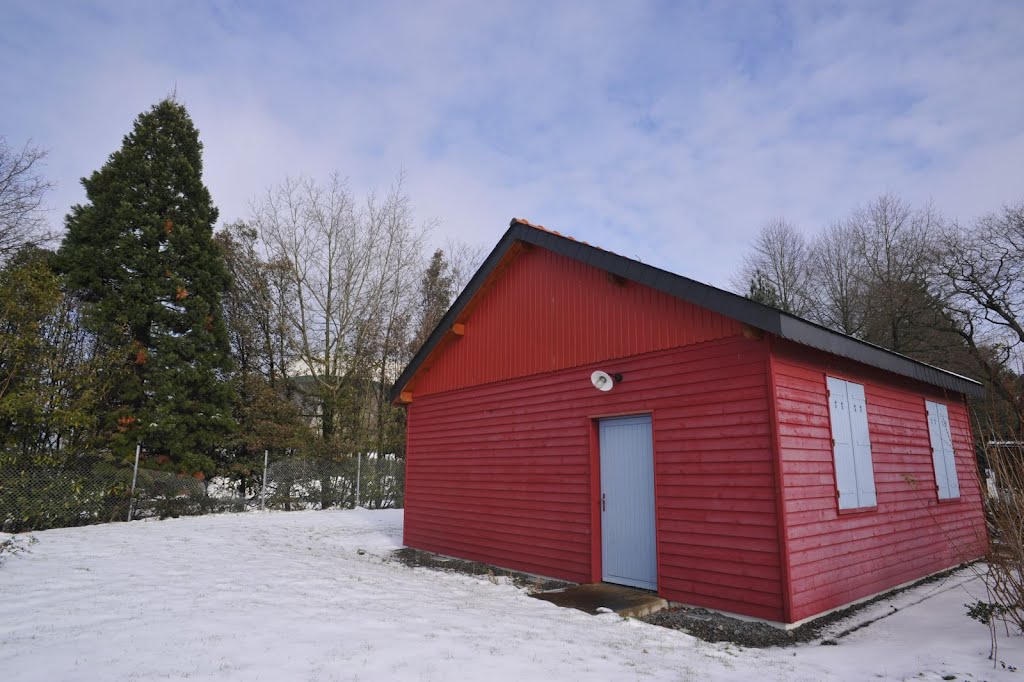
846 382 876 508
926 401 950 498
938 405 960 498
927 401 960 499
828 377 860 509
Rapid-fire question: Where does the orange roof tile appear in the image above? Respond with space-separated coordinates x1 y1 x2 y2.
511 218 592 247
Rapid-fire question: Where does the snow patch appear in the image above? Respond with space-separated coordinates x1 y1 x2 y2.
0 510 1019 681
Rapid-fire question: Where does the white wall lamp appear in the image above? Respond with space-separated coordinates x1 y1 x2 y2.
590 370 623 392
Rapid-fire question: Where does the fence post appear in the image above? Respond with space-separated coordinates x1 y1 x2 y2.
355 453 362 509
127 441 141 521
261 449 269 511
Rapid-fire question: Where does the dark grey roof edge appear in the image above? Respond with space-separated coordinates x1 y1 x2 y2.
388 222 525 402
390 221 984 402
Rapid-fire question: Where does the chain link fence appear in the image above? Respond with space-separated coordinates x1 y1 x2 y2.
261 454 404 512
0 452 404 533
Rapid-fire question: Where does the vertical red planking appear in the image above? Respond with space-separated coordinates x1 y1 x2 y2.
410 248 743 398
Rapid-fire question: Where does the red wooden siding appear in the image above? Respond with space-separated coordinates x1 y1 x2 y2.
409 246 742 397
405 337 785 621
770 340 988 622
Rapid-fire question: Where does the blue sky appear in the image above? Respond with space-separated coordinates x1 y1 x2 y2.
3 1 1023 286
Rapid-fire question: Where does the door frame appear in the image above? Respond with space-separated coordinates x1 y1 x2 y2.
588 411 660 588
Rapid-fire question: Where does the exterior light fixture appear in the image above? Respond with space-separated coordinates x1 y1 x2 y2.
590 371 623 392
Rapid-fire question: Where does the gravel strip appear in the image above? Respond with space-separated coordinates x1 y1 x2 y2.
393 546 971 649
642 566 971 648
391 547 572 592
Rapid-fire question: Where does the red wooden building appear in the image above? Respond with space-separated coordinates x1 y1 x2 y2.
391 219 988 626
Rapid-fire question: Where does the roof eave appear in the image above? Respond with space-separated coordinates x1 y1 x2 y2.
388 223 523 403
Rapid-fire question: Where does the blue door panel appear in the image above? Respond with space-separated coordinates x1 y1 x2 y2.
599 415 657 590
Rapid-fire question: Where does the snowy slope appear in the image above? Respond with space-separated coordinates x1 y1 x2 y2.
0 510 1019 681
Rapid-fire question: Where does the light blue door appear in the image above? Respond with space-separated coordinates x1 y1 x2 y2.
599 415 657 590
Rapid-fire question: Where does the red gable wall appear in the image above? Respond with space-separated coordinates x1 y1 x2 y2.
408 246 743 397
403 244 784 620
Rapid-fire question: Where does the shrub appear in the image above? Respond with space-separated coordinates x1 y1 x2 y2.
0 534 38 566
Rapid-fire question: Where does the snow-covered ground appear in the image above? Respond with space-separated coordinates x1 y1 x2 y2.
0 510 1020 681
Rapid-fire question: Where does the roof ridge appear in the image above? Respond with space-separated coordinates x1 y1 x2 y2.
390 218 983 402
511 217 595 248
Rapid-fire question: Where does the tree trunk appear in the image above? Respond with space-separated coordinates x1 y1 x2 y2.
319 397 334 509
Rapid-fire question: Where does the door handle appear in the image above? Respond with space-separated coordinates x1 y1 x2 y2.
602 493 606 512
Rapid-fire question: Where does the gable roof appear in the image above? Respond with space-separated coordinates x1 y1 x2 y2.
391 219 984 402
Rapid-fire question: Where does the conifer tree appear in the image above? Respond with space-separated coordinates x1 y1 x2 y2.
410 249 455 353
57 98 234 474
747 269 780 309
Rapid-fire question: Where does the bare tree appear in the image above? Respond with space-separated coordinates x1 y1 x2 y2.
936 204 1024 403
364 176 429 461
865 202 1024 648
444 237 487 293
733 219 812 315
738 195 964 368
0 137 54 261
215 221 306 497
250 173 427 505
808 220 867 335
845 193 946 356
216 221 296 387
252 174 364 445
971 435 1024 650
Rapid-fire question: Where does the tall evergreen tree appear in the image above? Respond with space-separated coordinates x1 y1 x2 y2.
410 248 455 353
57 98 234 474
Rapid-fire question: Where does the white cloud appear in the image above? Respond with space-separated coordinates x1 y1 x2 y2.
2 0 1022 287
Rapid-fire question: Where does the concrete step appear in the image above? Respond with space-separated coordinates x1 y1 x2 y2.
532 583 669 618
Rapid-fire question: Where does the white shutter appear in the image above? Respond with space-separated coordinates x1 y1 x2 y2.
926 401 960 499
828 377 860 509
925 401 950 498
939 405 961 498
846 382 877 507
